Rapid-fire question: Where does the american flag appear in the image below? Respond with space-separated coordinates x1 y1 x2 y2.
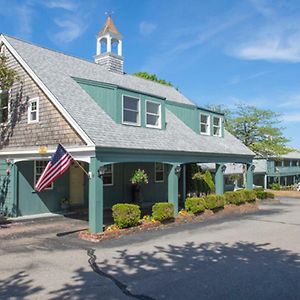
35 144 73 192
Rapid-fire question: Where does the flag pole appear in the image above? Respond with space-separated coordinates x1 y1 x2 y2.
72 159 91 178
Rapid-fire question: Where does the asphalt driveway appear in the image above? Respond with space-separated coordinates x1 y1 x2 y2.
0 198 300 299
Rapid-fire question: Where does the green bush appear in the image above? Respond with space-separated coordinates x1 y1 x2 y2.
266 192 275 199
203 194 225 210
112 203 141 229
256 190 267 199
243 189 257 202
271 183 281 190
152 202 174 222
185 197 206 214
224 191 241 205
225 190 255 205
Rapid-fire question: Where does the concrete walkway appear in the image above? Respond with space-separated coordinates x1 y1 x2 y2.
0 198 300 299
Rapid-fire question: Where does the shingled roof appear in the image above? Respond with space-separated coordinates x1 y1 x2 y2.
2 35 254 157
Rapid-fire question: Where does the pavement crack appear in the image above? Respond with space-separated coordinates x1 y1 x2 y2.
87 249 155 300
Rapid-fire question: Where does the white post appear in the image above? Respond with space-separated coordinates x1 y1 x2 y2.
107 36 112 53
118 40 122 56
96 38 101 55
264 175 267 190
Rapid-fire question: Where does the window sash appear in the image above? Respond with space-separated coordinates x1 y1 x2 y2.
146 101 161 128
155 163 164 182
34 160 53 190
122 95 140 125
103 164 113 186
0 91 9 124
213 117 221 136
200 114 210 134
28 98 39 123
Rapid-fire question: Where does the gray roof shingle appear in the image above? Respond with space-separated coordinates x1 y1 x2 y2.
4 35 254 157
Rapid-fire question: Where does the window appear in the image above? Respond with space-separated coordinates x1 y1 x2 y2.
122 95 140 125
28 97 39 124
146 100 161 128
275 160 283 167
34 160 53 190
155 163 164 182
292 160 298 167
200 113 210 135
0 90 9 124
283 160 290 167
213 116 221 137
103 164 113 186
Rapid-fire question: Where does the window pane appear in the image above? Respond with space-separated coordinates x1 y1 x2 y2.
104 164 112 173
31 101 37 111
201 115 208 124
147 102 159 114
124 96 138 110
31 112 37 121
123 110 138 123
156 172 164 181
201 124 207 133
213 127 220 136
213 117 220 126
155 163 163 171
1 92 9 123
103 174 112 185
147 114 159 126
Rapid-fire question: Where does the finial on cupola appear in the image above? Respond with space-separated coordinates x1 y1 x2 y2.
95 12 124 74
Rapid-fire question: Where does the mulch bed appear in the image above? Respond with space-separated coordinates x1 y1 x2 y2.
79 201 259 243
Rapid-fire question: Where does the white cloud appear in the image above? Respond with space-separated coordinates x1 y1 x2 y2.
53 18 87 44
282 112 300 122
45 0 78 11
139 21 157 35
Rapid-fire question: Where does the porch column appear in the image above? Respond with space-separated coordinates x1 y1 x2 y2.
10 162 18 217
246 163 254 190
89 157 104 233
264 174 268 190
168 164 179 214
215 163 225 195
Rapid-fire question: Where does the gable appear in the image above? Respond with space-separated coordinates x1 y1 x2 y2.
0 44 85 150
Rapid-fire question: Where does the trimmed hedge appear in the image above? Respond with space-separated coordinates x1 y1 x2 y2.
203 194 225 210
152 202 174 222
112 203 141 229
224 191 243 205
243 189 257 202
255 190 275 199
185 197 206 214
225 189 257 205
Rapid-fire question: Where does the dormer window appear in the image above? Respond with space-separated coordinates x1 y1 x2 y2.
146 100 161 128
122 95 140 126
28 97 39 124
213 116 221 137
200 113 210 135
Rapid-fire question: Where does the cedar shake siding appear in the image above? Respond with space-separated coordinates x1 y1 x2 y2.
0 45 85 150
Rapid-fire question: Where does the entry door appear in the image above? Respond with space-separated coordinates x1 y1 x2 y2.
69 163 84 205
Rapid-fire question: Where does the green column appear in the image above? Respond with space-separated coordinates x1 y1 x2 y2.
168 164 179 214
182 164 186 202
215 164 225 195
89 157 104 233
246 164 254 190
10 162 18 217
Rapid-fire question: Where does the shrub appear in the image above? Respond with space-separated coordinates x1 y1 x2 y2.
256 190 268 199
224 191 241 205
152 202 174 222
271 183 281 190
112 203 141 229
266 192 275 199
243 189 257 202
185 197 206 214
225 190 254 205
204 194 225 210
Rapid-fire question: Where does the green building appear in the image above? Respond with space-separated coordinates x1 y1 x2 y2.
0 16 254 233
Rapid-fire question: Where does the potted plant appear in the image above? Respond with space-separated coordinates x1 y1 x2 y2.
61 197 71 212
130 169 149 203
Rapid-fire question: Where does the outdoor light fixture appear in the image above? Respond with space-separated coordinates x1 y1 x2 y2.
250 165 256 172
175 165 181 176
97 165 106 178
221 165 227 173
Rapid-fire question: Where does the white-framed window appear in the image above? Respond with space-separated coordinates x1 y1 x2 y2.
122 95 140 126
155 162 164 182
213 116 222 137
34 160 53 190
103 164 114 186
28 97 39 124
200 113 210 135
0 90 9 124
146 100 161 128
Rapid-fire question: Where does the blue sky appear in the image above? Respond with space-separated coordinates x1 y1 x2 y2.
1 0 300 147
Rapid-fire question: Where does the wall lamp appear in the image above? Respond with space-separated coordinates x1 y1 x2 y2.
250 165 256 172
221 165 227 173
98 165 106 178
175 165 181 176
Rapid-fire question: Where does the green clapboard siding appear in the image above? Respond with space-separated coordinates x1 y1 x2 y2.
0 160 14 216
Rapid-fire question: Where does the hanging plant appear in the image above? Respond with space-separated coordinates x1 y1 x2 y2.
130 169 149 185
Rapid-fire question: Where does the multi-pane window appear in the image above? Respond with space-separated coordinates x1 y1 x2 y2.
200 114 210 135
155 163 164 182
146 101 161 128
28 98 39 123
0 90 9 124
213 116 221 137
35 161 53 190
103 164 113 186
122 95 140 125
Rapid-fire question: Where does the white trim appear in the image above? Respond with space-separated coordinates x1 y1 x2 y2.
145 100 161 129
155 162 164 183
200 113 210 135
122 94 141 126
34 160 54 190
212 116 222 137
103 163 114 186
27 97 39 124
0 35 94 146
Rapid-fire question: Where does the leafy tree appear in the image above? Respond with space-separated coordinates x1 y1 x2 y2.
208 103 292 158
0 55 17 91
133 72 173 87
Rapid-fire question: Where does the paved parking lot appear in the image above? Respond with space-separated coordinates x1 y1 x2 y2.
0 198 300 299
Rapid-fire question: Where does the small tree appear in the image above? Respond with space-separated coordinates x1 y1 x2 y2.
192 170 215 195
0 54 17 91
133 72 173 87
